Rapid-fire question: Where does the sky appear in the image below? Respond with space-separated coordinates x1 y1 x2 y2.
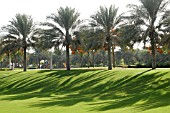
0 0 140 27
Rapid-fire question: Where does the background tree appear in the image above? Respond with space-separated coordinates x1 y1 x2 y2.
77 27 106 68
35 27 64 70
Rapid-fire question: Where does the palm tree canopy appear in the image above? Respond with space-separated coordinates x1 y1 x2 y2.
139 0 163 21
37 29 64 50
90 5 120 32
46 6 81 34
127 0 170 27
125 0 170 45
0 35 21 56
40 6 82 48
1 14 37 48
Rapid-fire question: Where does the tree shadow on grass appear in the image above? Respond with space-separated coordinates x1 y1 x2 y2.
0 70 109 100
89 71 170 112
1 69 170 112
30 70 153 108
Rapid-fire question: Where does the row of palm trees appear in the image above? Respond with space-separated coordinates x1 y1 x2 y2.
0 0 170 71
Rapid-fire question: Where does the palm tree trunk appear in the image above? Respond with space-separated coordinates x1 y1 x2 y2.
150 28 156 69
50 52 53 70
112 46 116 68
38 60 41 69
106 34 112 70
102 51 105 67
66 31 70 70
87 51 90 68
9 54 11 69
0 61 2 68
108 45 112 70
151 38 156 69
23 47 27 71
66 45 70 70
80 53 83 68
11 58 14 70
106 33 112 70
93 52 95 68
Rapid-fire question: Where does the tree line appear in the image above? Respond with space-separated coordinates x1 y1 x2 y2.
0 0 170 71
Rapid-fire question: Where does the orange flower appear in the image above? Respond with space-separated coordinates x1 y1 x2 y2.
148 47 151 50
72 51 75 54
168 51 170 54
79 49 83 53
157 48 163 54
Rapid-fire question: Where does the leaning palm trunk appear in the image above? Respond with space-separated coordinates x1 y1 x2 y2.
23 47 27 71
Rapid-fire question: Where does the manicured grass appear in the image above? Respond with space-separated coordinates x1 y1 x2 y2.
0 68 170 113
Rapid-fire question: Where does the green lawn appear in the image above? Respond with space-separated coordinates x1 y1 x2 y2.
0 68 170 113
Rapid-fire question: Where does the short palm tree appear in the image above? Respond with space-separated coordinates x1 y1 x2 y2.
90 5 122 70
36 28 64 70
161 18 170 51
1 14 37 71
127 0 170 69
42 7 81 70
0 35 20 69
86 29 105 68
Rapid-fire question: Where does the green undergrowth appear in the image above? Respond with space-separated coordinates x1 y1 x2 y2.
0 68 170 113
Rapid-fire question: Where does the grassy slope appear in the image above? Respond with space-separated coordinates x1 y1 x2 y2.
0 68 170 113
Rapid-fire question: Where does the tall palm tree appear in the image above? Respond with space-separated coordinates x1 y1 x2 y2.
90 5 122 70
1 14 37 71
127 0 170 69
42 7 81 70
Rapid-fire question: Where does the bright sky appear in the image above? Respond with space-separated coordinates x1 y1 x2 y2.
0 0 140 27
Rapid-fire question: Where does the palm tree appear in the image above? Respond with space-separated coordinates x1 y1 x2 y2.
36 28 64 70
0 35 18 69
1 14 37 71
78 27 106 68
127 0 170 69
42 7 81 70
115 25 144 67
159 11 170 52
90 5 122 70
